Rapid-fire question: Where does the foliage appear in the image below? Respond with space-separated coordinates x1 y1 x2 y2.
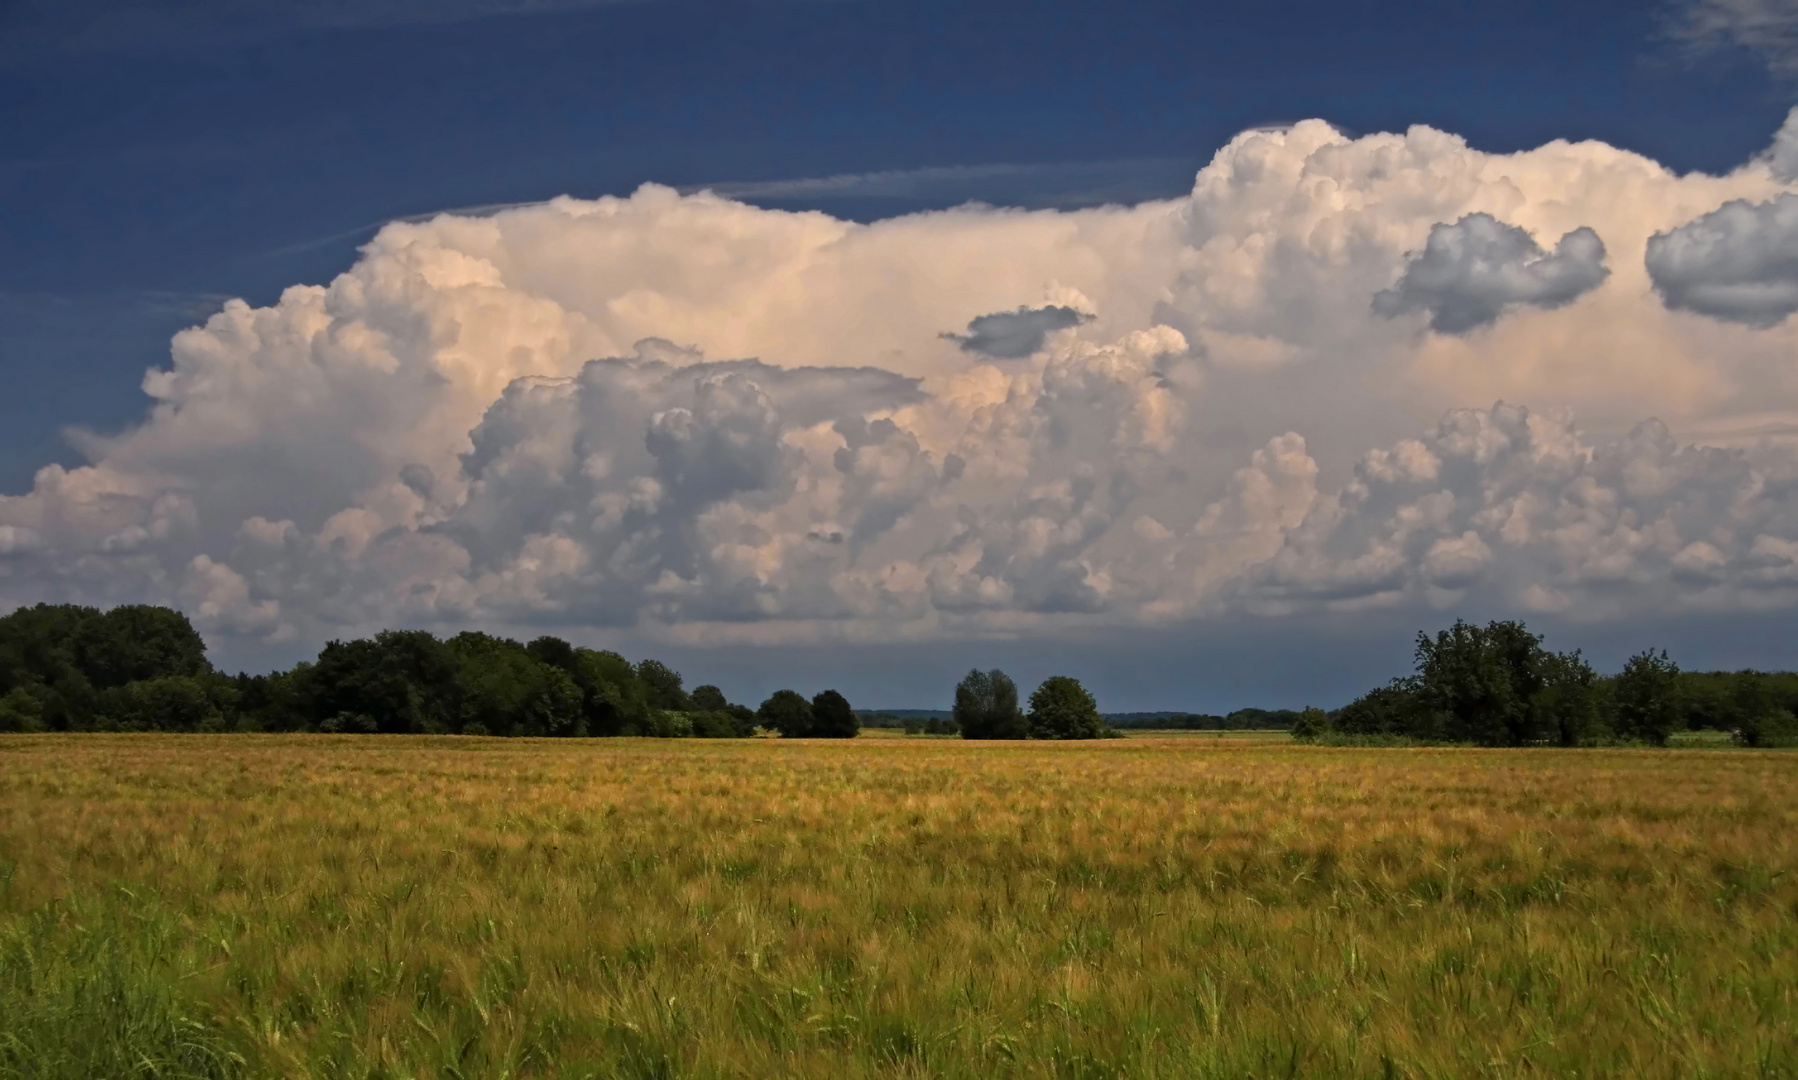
0 688 45 734
0 604 786 739
758 689 815 737
1413 619 1577 745
1716 670 1798 747
644 709 694 738
688 710 742 738
1331 680 1428 737
1609 650 1682 746
808 689 860 739
636 659 692 712
97 676 229 733
897 715 959 735
445 632 584 737
1026 675 1106 740
952 669 1027 739
0 603 212 732
8 603 1798 749
1331 620 1602 746
1538 648 1605 745
1106 708 1300 730
1289 706 1331 739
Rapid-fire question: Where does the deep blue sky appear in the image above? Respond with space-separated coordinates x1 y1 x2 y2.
1 0 1789 495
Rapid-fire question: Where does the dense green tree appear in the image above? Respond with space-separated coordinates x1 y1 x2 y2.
233 666 311 732
448 632 583 737
682 684 754 738
0 687 44 733
575 650 650 735
1290 707 1331 739
809 689 860 738
0 604 96 702
71 605 211 689
1609 650 1681 746
1331 680 1427 736
525 636 579 672
529 637 662 736
1721 670 1798 746
637 659 692 711
299 631 463 734
1027 676 1105 740
725 703 758 736
97 676 223 732
758 689 814 737
1677 675 1733 731
0 603 214 730
1413 620 1540 745
689 711 741 738
953 669 1028 739
1405 620 1598 746
1536 649 1603 746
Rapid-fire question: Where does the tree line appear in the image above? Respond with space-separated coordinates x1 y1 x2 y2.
1294 619 1798 747
6 605 1787 746
0 604 865 738
1104 708 1300 731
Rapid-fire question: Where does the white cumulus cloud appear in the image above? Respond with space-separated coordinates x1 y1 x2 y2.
9 114 1798 654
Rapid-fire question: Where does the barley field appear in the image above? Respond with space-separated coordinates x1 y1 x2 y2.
1 735 1794 1079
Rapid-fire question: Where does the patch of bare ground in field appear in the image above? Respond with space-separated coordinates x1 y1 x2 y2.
1 734 1794 1078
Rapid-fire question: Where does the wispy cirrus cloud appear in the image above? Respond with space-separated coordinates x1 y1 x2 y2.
687 158 1198 208
0 0 649 61
264 159 1197 260
1669 0 1798 73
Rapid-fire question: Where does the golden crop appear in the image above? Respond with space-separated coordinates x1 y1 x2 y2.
1 734 1794 1078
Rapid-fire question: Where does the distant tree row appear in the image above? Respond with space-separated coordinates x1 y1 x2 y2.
0 603 862 738
6 604 1792 746
1105 709 1300 731
1294 619 1798 747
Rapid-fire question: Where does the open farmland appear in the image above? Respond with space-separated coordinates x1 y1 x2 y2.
1 735 1795 1079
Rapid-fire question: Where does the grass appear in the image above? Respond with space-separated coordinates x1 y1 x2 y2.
0 734 1794 1078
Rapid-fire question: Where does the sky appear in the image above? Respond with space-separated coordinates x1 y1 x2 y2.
5 0 1798 709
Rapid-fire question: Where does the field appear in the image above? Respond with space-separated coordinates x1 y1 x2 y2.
1 735 1795 1079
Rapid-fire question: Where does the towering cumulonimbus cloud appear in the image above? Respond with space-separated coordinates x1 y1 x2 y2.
8 111 1798 653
